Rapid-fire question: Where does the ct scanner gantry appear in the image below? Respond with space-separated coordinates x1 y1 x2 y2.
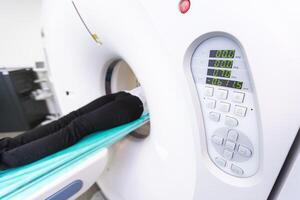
41 0 300 199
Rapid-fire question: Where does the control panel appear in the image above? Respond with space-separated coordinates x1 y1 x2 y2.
190 35 260 177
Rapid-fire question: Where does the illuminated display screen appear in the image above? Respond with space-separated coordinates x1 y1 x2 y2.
209 50 235 58
208 60 233 68
207 69 231 78
206 77 243 89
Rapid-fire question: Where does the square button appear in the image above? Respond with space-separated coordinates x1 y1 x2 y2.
204 86 214 97
232 92 245 103
205 99 216 109
208 112 221 122
217 102 231 112
225 116 239 127
234 105 247 117
216 89 228 100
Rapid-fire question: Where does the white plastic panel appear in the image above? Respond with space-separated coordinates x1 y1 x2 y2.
190 34 261 177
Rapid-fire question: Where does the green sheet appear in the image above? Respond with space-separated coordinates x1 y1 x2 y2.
0 114 149 199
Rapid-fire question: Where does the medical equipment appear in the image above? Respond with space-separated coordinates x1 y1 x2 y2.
0 68 49 132
0 114 149 199
40 0 300 199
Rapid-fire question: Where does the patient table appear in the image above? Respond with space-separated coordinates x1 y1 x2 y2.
0 114 149 200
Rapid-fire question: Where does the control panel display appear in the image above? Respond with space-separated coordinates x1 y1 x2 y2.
208 60 233 68
206 49 244 89
207 69 231 78
209 50 235 58
189 34 260 178
206 77 243 89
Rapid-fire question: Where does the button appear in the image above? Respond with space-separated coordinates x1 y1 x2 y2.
205 99 216 109
217 102 231 112
238 145 252 157
227 130 239 141
204 86 214 97
223 149 234 160
211 135 224 145
224 141 236 151
231 164 244 175
225 116 239 127
215 157 226 167
232 92 245 103
234 105 247 117
216 89 228 100
208 112 220 122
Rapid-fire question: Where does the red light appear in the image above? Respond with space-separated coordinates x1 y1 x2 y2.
179 0 191 14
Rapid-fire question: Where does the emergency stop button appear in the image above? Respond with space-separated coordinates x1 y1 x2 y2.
179 0 191 14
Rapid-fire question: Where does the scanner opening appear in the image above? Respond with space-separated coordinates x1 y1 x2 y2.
105 60 150 138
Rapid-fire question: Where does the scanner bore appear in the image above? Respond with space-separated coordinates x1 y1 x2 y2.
105 60 150 138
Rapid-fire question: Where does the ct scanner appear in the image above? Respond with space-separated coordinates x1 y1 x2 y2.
40 0 300 199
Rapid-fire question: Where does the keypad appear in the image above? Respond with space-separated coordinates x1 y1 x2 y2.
203 85 255 177
211 129 253 161
206 88 249 127
210 128 254 177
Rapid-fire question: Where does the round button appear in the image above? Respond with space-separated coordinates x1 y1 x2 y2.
178 0 191 14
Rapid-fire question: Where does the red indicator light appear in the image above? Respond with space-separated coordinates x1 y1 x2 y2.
179 0 191 14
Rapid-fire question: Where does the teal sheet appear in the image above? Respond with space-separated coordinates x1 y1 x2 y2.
0 114 149 200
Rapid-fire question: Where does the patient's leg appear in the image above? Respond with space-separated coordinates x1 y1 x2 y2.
0 95 143 168
0 92 131 152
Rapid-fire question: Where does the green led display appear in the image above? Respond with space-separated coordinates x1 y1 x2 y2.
209 50 235 58
206 77 243 89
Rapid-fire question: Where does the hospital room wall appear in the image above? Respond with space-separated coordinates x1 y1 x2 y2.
0 0 60 117
0 0 44 67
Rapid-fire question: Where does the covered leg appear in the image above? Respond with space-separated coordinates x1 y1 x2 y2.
0 95 143 167
0 92 130 152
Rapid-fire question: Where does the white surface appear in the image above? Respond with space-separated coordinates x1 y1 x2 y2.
0 0 44 67
277 149 300 200
42 0 300 199
29 149 108 200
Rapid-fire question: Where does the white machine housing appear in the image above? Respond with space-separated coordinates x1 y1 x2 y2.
42 0 300 199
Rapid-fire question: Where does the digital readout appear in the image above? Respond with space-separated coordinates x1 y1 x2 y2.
207 69 231 78
208 59 233 68
206 77 243 89
209 50 235 58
